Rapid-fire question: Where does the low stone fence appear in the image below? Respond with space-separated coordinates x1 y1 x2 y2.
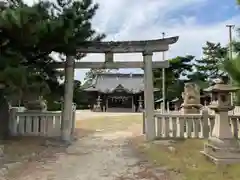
157 106 240 115
8 108 76 137
143 110 240 139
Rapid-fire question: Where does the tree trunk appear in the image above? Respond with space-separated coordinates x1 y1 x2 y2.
0 94 10 140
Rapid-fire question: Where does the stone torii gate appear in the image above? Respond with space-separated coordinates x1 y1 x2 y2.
57 36 179 142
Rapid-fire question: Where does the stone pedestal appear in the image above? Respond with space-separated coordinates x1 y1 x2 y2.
201 111 240 164
201 138 240 164
201 79 240 164
181 104 202 114
24 99 47 111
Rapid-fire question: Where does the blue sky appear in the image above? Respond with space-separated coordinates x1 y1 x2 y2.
164 0 239 25
25 0 240 82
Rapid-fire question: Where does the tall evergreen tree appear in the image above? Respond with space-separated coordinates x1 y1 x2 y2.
187 71 209 89
0 0 104 96
194 42 227 82
153 55 194 101
223 28 240 104
0 0 104 139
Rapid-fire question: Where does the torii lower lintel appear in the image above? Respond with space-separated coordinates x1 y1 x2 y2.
53 61 169 69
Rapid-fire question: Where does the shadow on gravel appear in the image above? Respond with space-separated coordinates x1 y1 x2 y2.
74 128 96 138
2 127 95 178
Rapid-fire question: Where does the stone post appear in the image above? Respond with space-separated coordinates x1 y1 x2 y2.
143 51 155 141
9 108 17 136
61 56 75 142
71 104 76 136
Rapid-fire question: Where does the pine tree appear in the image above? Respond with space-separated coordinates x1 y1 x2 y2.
223 31 240 105
195 41 227 82
0 0 104 98
153 55 194 101
84 69 110 83
0 0 104 139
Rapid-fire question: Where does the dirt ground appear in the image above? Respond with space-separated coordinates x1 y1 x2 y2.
3 112 167 180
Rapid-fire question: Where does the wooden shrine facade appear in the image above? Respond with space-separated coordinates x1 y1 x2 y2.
83 73 154 112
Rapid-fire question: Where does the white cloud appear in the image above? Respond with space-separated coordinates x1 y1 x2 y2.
75 0 240 82
22 0 240 82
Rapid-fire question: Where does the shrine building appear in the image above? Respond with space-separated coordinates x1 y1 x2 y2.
83 73 159 112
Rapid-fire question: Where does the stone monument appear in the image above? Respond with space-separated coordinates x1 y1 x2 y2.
201 79 240 164
181 83 202 114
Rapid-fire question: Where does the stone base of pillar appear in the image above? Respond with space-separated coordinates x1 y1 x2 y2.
24 100 47 112
92 104 102 112
201 137 240 164
181 104 202 114
94 107 102 112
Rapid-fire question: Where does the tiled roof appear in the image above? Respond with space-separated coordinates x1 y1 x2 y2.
84 73 144 93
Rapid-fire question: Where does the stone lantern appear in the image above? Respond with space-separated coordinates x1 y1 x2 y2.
138 96 143 112
201 78 240 164
94 95 102 112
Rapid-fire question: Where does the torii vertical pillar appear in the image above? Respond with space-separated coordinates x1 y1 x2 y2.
143 51 155 141
61 55 75 142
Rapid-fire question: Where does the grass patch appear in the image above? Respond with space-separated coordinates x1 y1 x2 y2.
135 138 240 180
2 136 63 163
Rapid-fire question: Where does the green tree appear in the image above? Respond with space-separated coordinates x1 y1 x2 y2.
194 42 228 82
84 69 110 83
153 55 194 101
187 71 209 89
223 32 240 104
0 0 104 99
72 80 89 109
0 0 104 139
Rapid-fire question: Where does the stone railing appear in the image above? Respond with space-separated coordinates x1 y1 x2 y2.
143 111 240 139
9 108 76 137
157 106 240 115
154 112 212 139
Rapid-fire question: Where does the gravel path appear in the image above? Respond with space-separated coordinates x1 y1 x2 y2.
6 130 165 180
75 110 142 120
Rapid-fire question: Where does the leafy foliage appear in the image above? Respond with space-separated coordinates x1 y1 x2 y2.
0 0 104 104
194 42 228 82
153 55 194 101
84 69 110 83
